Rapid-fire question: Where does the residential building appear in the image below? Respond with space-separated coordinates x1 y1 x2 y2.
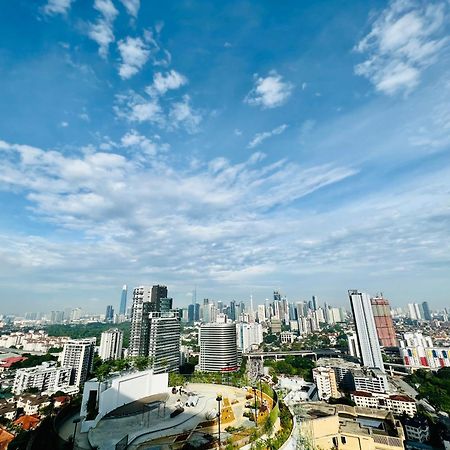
236 322 263 352
151 284 168 311
199 323 238 372
353 368 389 394
129 286 153 357
280 331 295 344
313 367 339 400
147 311 180 373
350 391 416 416
99 328 123 361
348 290 384 371
12 362 71 395
299 403 405 450
403 416 429 443
371 297 397 347
60 338 95 386
347 331 361 359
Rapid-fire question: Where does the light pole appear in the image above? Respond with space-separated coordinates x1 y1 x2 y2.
216 394 222 448
252 386 258 426
72 417 80 449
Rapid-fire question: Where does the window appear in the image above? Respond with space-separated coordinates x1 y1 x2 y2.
341 436 347 444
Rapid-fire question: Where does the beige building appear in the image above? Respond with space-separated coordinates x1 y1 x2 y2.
298 403 405 450
351 391 417 417
312 366 339 400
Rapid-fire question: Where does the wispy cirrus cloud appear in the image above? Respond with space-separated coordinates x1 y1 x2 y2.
117 36 151 79
247 124 288 149
354 0 449 95
119 0 140 18
88 0 119 58
245 70 294 109
43 0 74 16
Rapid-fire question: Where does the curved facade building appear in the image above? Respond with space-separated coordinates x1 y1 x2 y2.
199 323 238 372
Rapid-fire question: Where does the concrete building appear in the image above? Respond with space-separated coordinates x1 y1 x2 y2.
403 416 429 443
129 286 153 357
199 323 238 372
348 290 384 371
60 338 95 387
99 328 123 361
371 297 397 347
119 284 127 316
280 331 295 344
348 331 361 359
421 302 432 321
298 403 405 450
147 311 180 373
13 361 71 395
350 391 416 416
313 367 339 400
236 322 263 352
353 368 389 394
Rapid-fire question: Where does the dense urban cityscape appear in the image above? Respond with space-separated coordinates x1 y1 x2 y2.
0 286 449 449
2 0 450 449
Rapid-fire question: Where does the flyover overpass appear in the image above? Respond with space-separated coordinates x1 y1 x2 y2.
244 348 340 361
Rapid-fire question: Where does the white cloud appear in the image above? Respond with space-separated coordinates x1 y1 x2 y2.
245 70 294 109
43 0 73 15
146 70 188 96
355 0 449 95
117 37 150 79
114 92 164 124
169 95 202 133
88 0 119 58
120 0 140 18
121 130 158 156
247 124 288 149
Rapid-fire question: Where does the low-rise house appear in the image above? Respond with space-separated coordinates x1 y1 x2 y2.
16 395 50 416
0 402 16 421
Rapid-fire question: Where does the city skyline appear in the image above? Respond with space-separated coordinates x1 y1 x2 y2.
1 0 450 312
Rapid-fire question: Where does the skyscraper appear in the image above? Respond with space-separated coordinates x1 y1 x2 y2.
105 305 114 322
151 285 168 311
348 290 384 371
422 301 432 321
119 284 127 316
129 286 153 357
370 296 397 347
99 328 123 361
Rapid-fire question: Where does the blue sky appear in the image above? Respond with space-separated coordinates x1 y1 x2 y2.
1 0 450 314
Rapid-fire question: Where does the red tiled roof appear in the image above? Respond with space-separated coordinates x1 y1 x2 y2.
389 394 415 402
351 391 374 397
0 427 14 449
0 356 27 368
13 415 40 430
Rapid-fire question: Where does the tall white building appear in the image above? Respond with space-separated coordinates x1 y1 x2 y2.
60 338 95 387
347 331 361 358
199 323 238 372
257 304 266 322
236 322 263 352
99 328 123 361
147 311 180 373
130 286 153 357
13 361 71 395
348 290 384 371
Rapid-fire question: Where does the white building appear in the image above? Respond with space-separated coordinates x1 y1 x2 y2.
236 322 263 352
404 416 429 442
129 286 153 357
13 361 72 395
347 331 361 358
353 368 389 394
199 323 238 372
351 391 417 417
276 376 318 405
99 328 123 361
312 367 339 400
60 338 96 387
257 304 266 323
280 331 295 344
348 290 384 371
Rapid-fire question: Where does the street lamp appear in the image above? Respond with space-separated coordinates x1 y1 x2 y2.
216 394 222 448
72 417 80 449
252 386 258 425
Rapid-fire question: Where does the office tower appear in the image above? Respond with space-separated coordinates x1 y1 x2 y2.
348 290 384 371
422 301 432 321
194 303 200 321
129 286 153 357
105 305 114 322
50 310 64 324
147 311 180 373
217 301 223 314
61 338 95 386
188 304 195 322
151 285 168 311
370 296 397 347
158 297 173 312
312 295 318 311
312 367 339 400
199 323 238 372
408 303 422 320
99 328 123 361
257 304 266 322
273 291 281 302
119 284 127 315
229 300 236 321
